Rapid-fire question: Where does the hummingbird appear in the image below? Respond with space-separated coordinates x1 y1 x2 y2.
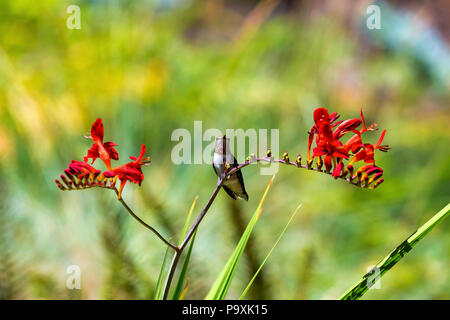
213 135 249 201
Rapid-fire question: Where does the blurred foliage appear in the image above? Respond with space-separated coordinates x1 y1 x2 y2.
0 0 448 299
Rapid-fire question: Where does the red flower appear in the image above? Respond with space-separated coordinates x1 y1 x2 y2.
343 110 378 154
332 118 362 140
67 160 101 176
103 144 150 199
343 132 364 154
308 108 349 161
307 107 390 187
348 130 390 166
355 164 384 185
308 108 361 175
56 118 150 196
56 160 102 191
84 118 119 170
331 161 344 179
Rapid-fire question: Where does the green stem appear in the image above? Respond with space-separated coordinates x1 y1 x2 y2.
161 181 223 300
114 188 178 251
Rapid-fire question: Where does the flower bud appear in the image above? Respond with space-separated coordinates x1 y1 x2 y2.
370 178 384 189
296 154 302 167
316 157 323 171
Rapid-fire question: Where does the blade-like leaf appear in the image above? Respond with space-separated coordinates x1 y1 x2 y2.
240 203 302 300
205 175 276 300
340 202 450 300
153 245 170 300
179 278 190 300
171 230 197 300
179 196 199 246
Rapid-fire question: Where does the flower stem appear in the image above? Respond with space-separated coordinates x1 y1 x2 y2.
113 188 178 251
229 157 374 188
161 181 223 300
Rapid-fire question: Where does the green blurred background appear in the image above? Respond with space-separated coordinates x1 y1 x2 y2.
0 0 449 299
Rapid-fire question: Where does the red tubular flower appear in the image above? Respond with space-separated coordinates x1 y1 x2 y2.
343 131 364 154
308 108 349 161
331 161 344 179
332 118 362 140
348 130 390 166
55 160 102 191
359 109 378 133
323 156 332 172
56 119 150 196
307 107 390 188
67 160 101 177
354 164 384 187
343 109 378 154
84 118 119 170
103 144 150 199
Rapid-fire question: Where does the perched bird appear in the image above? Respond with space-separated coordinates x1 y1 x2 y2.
213 135 249 201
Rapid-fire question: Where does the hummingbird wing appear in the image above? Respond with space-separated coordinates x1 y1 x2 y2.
222 185 238 200
212 157 248 201
233 156 249 201
213 162 238 200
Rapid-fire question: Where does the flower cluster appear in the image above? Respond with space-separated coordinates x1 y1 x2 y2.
55 119 150 199
307 108 389 188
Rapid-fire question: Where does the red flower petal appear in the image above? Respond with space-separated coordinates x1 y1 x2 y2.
90 118 104 144
68 160 100 176
332 118 362 140
84 144 100 164
103 142 119 160
84 119 119 170
314 108 330 124
331 162 344 179
103 144 150 198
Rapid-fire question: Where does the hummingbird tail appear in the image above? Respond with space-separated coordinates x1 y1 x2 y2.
237 192 249 201
222 185 249 201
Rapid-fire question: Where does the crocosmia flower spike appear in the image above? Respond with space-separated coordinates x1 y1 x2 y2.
307 107 390 189
55 118 150 198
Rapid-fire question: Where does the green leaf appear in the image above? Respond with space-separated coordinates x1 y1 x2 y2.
240 203 302 300
205 175 276 300
153 245 170 300
178 278 190 300
340 202 450 300
171 230 197 300
179 196 199 246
